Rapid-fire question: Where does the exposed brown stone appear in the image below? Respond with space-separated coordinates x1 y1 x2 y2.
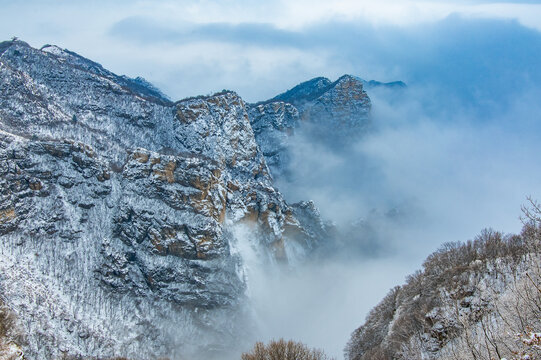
0 209 15 223
167 242 185 257
97 170 110 182
206 97 220 106
132 151 149 163
68 140 95 158
259 209 272 228
240 207 259 223
28 179 42 191
190 176 210 192
149 229 166 254
190 102 208 110
196 235 212 246
195 234 216 259
218 205 226 224
43 143 68 158
176 103 207 123
229 154 237 167
227 181 240 192
153 161 176 183
190 197 211 214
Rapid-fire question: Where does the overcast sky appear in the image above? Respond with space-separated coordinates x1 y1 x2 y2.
1 0 540 101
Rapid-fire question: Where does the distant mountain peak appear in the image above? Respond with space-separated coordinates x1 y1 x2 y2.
362 79 407 89
0 38 30 55
336 74 360 82
121 75 172 102
24 40 172 104
265 74 375 108
248 74 372 179
269 76 333 105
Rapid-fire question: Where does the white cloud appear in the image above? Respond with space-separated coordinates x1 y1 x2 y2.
120 0 541 29
0 1 539 102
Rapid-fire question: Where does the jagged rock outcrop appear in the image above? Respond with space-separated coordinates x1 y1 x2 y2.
248 75 372 179
266 75 371 134
0 296 24 360
0 39 327 359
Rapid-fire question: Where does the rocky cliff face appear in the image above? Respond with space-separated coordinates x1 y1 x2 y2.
0 38 391 359
266 75 371 134
0 40 335 359
248 102 299 179
248 75 372 179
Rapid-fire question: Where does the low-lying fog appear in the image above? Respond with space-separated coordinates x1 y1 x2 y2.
242 79 541 358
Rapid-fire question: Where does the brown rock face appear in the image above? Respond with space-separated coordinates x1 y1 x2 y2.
0 208 15 223
152 160 177 183
28 178 42 190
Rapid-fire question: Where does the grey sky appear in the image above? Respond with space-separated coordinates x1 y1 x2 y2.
1 0 541 101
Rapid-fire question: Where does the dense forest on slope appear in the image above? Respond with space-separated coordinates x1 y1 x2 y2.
345 200 541 360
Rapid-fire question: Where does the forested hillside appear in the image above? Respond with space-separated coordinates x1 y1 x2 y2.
345 200 541 360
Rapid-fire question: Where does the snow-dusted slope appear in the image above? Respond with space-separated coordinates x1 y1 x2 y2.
345 226 541 360
0 40 328 359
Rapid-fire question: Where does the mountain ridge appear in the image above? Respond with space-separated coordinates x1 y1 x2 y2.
0 39 332 359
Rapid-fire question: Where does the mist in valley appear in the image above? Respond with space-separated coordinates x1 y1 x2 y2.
240 84 541 358
236 19 541 357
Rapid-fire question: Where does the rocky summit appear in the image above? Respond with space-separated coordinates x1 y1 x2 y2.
0 39 378 359
249 74 372 179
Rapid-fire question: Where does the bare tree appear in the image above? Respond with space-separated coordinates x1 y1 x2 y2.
242 339 334 360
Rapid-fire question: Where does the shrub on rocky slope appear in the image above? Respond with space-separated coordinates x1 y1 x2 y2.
242 339 334 360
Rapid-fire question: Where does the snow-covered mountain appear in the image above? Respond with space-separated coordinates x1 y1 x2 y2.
0 39 333 359
0 39 386 359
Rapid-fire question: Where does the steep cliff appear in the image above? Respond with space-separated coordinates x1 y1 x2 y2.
0 39 328 359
